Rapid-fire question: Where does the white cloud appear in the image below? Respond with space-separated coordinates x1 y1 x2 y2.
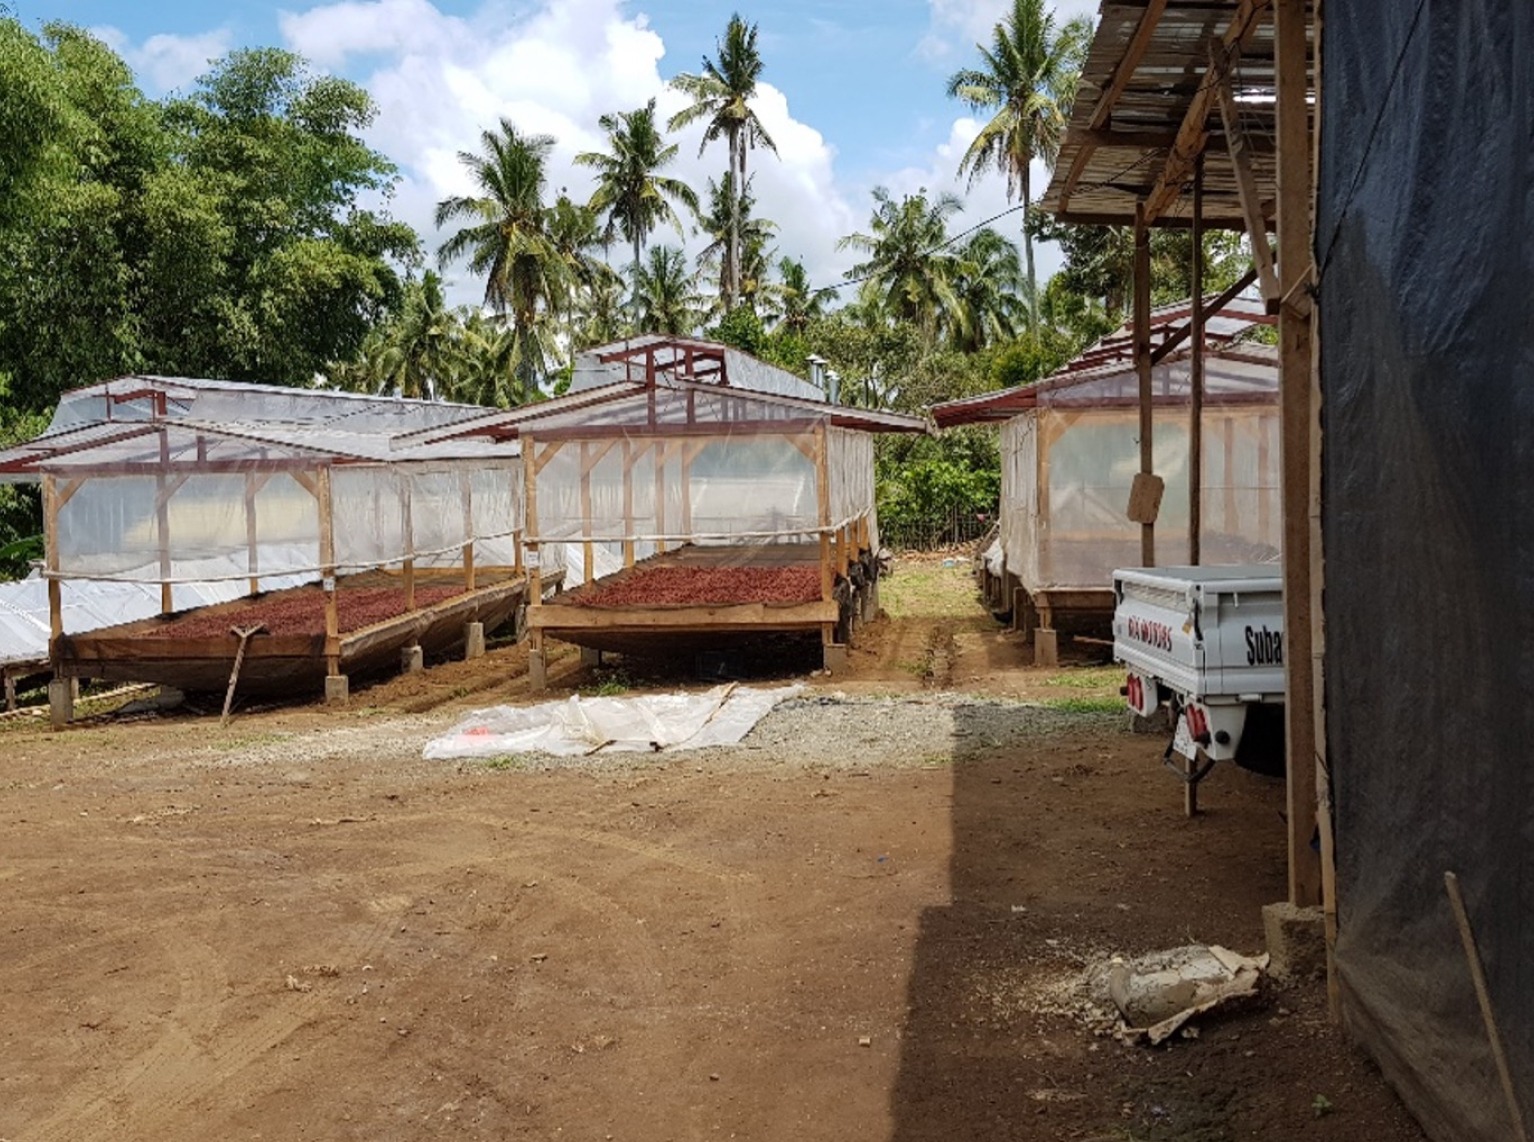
91 26 233 93
920 0 1099 62
278 0 861 304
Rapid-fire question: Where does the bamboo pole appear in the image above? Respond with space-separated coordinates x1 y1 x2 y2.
157 429 173 614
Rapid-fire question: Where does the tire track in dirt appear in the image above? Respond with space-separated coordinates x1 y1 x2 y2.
18 888 409 1142
19 811 745 1142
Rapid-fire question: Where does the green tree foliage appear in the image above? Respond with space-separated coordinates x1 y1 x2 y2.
697 172 774 317
575 98 698 311
436 120 567 403
0 23 419 573
839 188 964 345
946 0 1091 326
632 246 702 336
668 12 777 311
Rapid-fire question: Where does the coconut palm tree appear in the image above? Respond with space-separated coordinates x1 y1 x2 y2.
632 245 702 336
546 192 625 356
667 13 777 312
327 272 464 399
435 119 567 401
948 228 1028 352
575 99 698 315
697 172 776 316
945 0 1092 326
763 256 835 334
838 187 964 344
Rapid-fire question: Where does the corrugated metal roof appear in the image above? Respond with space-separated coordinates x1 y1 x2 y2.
1041 1 1314 229
0 376 520 481
931 293 1275 427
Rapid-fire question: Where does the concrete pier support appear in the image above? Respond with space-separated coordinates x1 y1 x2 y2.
464 622 486 660
324 674 350 706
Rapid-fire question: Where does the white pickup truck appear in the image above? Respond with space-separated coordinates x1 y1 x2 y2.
1113 566 1286 796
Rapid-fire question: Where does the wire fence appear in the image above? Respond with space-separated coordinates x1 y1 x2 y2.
880 509 995 553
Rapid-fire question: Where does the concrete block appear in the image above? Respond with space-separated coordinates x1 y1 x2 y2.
464 621 486 660
1033 627 1059 667
324 674 350 706
48 678 74 729
529 650 547 691
580 646 602 666
401 644 424 674
823 643 849 672
1262 901 1327 982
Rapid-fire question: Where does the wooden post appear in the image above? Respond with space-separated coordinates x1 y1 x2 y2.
1134 200 1155 567
815 423 833 604
401 476 417 610
43 475 62 669
680 440 695 539
460 469 476 592
622 438 636 567
1190 155 1205 565
1277 0 1320 908
524 433 542 602
1222 416 1237 533
579 441 594 584
157 429 173 614
654 437 667 555
245 473 260 596
317 465 340 678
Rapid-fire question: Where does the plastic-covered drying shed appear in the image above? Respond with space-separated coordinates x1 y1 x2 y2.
401 336 929 685
933 296 1280 663
0 377 533 719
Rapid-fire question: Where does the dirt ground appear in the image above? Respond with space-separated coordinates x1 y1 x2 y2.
0 556 1425 1141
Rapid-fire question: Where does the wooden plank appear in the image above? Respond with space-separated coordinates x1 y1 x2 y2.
1276 0 1319 909
579 440 596 585
1214 55 1281 305
815 424 832 602
1143 0 1272 223
245 472 261 596
1149 268 1259 365
460 470 476 592
524 432 542 603
534 438 564 476
1134 201 1155 566
402 477 417 610
43 475 63 666
55 476 88 510
317 465 340 675
680 438 695 537
1061 0 1171 209
532 599 840 631
621 438 636 568
1190 153 1205 566
654 437 668 554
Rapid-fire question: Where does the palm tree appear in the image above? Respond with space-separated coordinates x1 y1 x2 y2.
326 273 464 399
948 229 1028 352
697 172 776 316
667 13 777 312
546 192 625 356
632 245 702 336
838 187 964 344
946 0 1092 326
763 256 834 334
575 99 698 315
435 119 567 401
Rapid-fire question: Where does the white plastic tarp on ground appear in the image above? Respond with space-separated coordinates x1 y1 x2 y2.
422 684 802 759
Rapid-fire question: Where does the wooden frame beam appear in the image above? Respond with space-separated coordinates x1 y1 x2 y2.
1149 268 1260 364
1214 53 1281 306
1134 201 1155 568
1142 0 1272 224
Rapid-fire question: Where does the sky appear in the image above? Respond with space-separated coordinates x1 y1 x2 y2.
16 0 1100 305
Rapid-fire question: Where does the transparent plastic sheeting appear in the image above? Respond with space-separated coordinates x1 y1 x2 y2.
1000 404 1281 592
54 460 523 583
0 569 316 666
530 412 876 549
422 684 804 759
